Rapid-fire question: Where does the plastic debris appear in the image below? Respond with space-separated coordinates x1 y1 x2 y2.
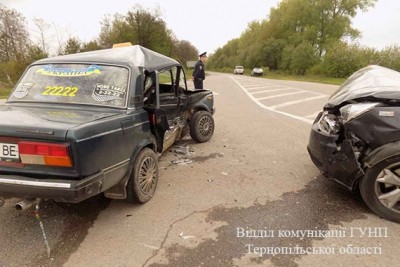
172 159 193 165
174 146 190 155
221 172 228 176
207 179 214 182
179 231 196 240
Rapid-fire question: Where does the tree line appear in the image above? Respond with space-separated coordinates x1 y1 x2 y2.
0 4 198 88
208 0 400 78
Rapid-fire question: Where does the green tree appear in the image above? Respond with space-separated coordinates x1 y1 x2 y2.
321 42 377 77
378 45 400 72
0 5 29 62
81 40 102 52
172 40 198 67
26 45 48 62
61 37 81 55
99 5 174 55
210 0 377 74
290 41 319 75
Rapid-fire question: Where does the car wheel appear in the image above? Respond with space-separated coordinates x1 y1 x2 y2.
360 156 400 223
189 111 214 143
127 148 158 203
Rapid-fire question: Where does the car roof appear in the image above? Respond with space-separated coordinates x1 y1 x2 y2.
35 45 180 72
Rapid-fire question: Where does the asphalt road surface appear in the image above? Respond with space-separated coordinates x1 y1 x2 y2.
1 73 399 267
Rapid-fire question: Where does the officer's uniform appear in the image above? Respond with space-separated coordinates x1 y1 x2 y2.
193 52 207 89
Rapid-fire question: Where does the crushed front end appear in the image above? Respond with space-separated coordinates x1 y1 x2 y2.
308 108 365 190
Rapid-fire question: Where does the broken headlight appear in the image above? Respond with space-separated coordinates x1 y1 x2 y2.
339 102 379 123
318 111 341 134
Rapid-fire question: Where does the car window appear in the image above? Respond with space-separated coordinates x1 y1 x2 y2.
8 64 129 108
178 68 186 89
158 68 174 94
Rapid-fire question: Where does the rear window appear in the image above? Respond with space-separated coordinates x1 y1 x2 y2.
8 64 129 108
235 66 243 69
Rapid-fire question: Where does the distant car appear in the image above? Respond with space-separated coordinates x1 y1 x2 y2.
251 67 263 77
308 65 400 223
0 44 215 208
234 66 244 75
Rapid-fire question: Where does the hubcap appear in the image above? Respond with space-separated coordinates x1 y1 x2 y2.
139 157 157 194
375 166 400 213
199 116 213 137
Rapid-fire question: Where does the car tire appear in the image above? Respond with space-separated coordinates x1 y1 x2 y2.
360 155 400 223
189 111 214 143
127 148 158 203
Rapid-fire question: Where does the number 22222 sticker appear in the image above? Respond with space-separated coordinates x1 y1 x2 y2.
42 86 78 97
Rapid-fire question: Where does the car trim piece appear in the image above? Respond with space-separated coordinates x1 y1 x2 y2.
102 158 130 172
75 123 152 143
0 178 71 188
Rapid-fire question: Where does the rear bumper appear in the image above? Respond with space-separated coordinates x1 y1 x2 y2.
0 173 104 203
0 160 130 203
307 121 363 190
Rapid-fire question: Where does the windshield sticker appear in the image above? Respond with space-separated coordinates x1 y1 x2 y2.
42 86 78 97
36 65 101 77
13 83 33 98
92 84 126 102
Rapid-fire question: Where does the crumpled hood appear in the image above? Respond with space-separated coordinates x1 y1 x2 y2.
326 65 400 108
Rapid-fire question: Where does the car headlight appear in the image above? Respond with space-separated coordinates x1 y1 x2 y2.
339 102 379 123
318 111 341 134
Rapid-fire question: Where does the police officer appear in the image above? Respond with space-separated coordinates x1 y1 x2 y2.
192 52 207 89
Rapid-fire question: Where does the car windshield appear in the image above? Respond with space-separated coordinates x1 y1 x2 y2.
236 66 243 69
8 64 129 108
327 65 400 107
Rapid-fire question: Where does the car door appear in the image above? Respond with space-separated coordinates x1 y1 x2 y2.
157 67 181 122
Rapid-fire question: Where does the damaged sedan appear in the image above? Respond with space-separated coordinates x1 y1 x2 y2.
0 44 215 209
308 65 400 223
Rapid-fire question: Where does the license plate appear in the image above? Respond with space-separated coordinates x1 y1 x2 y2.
0 143 19 160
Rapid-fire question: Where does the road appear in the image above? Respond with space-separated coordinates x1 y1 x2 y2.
1 73 399 267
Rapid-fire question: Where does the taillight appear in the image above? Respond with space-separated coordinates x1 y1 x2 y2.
18 141 73 167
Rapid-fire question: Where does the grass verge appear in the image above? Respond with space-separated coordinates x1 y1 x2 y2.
212 69 346 86
0 87 12 99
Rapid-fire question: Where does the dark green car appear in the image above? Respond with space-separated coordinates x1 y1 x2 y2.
0 45 215 206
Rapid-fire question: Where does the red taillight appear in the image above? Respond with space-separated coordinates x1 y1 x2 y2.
18 141 73 167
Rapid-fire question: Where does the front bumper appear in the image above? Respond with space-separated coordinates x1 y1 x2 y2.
307 121 363 190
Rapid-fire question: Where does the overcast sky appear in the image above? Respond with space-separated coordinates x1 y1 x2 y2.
2 0 400 55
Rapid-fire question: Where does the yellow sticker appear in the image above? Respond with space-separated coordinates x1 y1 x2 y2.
37 65 101 77
42 86 78 97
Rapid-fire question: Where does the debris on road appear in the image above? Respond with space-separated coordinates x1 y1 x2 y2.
171 159 193 165
179 231 196 240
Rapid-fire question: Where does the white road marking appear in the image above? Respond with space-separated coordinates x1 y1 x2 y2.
229 76 332 124
270 95 328 109
256 91 307 101
306 111 322 119
251 88 293 95
229 76 314 124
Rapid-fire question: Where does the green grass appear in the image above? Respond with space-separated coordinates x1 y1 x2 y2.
264 72 345 85
212 68 346 86
0 87 12 99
